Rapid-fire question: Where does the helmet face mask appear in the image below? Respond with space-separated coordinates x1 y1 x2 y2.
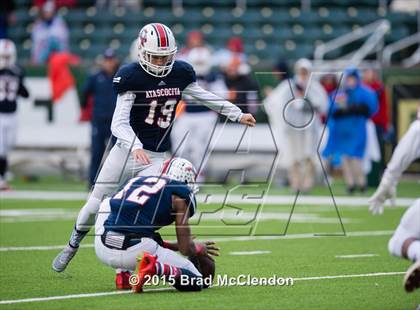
161 157 199 193
0 39 17 69
137 23 177 78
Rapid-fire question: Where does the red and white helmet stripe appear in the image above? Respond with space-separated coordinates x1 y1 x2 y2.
152 23 169 48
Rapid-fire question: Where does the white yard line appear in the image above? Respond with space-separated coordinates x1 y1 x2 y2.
229 250 271 255
0 190 415 206
0 244 94 252
293 271 404 281
335 254 379 259
0 230 394 252
0 208 358 224
0 271 405 305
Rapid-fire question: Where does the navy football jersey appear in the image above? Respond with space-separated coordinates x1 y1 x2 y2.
0 66 29 113
112 60 196 152
104 175 196 236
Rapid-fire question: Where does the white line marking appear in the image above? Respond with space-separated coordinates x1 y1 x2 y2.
0 271 405 305
0 230 394 252
293 271 404 281
1 191 415 206
0 244 94 251
0 208 357 224
229 250 271 255
335 254 379 259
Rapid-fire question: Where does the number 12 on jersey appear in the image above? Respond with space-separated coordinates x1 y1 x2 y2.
113 176 167 206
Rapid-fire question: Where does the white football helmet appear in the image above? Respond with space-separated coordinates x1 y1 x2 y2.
161 157 199 193
187 47 212 76
0 39 17 69
137 23 177 77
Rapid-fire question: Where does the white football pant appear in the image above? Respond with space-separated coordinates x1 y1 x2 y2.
75 141 167 231
388 199 420 260
0 112 17 157
94 200 201 275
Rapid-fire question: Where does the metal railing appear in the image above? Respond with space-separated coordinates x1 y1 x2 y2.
314 19 391 66
382 32 420 67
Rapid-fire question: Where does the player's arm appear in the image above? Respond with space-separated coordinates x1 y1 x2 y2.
173 195 219 259
369 120 420 214
183 82 256 127
110 93 151 164
162 239 219 257
18 83 29 98
173 194 196 257
18 72 29 98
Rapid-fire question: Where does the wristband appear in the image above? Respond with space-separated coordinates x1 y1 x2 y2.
195 243 204 255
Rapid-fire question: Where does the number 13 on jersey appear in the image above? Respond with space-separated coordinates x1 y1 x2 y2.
145 99 177 128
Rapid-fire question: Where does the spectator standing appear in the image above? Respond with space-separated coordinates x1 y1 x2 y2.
213 37 247 69
264 58 328 193
81 49 119 187
363 68 389 162
324 68 378 194
31 0 69 64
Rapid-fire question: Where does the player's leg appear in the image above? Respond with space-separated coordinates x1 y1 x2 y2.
89 120 106 188
388 199 420 261
350 157 366 192
94 199 133 289
0 113 16 189
53 143 137 272
123 238 202 292
388 200 420 291
341 156 355 193
136 149 167 176
0 113 6 187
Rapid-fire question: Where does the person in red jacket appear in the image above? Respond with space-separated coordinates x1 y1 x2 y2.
363 68 390 170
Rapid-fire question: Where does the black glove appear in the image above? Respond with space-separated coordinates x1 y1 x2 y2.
332 108 349 118
348 104 369 117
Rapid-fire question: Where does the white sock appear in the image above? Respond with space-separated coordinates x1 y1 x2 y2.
407 240 420 262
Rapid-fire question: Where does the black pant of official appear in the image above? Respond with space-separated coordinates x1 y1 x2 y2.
89 118 115 188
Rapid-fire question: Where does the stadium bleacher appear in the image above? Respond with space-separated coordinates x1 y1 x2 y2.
12 0 418 65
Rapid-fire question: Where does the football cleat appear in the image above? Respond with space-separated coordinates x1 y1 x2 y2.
52 245 78 272
404 260 420 293
131 252 157 293
116 271 132 290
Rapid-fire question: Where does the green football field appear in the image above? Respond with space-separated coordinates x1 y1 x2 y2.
0 179 419 309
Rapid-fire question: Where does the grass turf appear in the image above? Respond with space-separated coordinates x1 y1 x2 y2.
0 184 419 309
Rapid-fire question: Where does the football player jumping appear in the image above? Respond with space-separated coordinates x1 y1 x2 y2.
52 23 255 272
0 39 29 190
95 157 218 291
369 118 420 293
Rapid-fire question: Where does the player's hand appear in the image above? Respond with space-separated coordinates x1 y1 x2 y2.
368 179 396 215
240 113 256 127
195 241 220 261
132 149 151 165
